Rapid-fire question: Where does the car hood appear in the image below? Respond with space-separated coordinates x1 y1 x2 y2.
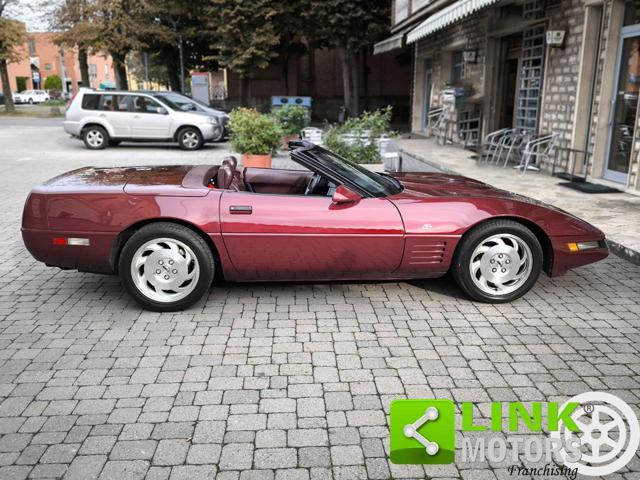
36 165 216 197
391 172 514 198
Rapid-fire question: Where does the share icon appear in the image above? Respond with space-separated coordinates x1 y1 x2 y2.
402 406 440 455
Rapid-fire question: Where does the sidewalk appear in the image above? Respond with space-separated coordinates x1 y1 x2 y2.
398 138 640 264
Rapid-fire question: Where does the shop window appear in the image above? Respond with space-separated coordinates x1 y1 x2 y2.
451 51 464 82
624 0 640 26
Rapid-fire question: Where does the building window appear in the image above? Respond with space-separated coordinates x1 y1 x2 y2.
624 0 640 26
28 38 36 56
451 51 464 82
44 63 52 71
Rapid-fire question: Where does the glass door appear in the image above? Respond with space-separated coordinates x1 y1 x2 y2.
606 27 640 183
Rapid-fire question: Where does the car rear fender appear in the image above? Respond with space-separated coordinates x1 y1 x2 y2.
80 118 115 138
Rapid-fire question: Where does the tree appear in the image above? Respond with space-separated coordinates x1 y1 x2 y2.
53 0 99 87
0 0 26 112
307 0 390 116
207 0 281 106
44 74 62 90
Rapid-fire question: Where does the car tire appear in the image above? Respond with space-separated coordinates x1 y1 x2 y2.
451 219 542 303
178 127 204 150
118 222 214 312
82 125 109 150
28 98 33 104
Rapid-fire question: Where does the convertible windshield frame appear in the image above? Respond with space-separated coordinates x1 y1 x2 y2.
291 143 402 198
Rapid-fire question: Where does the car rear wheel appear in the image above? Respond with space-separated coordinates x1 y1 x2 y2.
119 223 214 311
451 220 542 303
178 127 204 150
83 126 108 150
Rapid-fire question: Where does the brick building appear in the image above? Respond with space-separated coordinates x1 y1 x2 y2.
375 0 640 193
5 29 115 94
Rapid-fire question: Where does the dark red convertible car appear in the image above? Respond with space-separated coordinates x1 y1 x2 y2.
22 142 608 311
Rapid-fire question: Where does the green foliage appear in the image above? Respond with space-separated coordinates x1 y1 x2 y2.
323 106 394 164
229 108 282 155
44 75 62 90
0 17 26 63
271 105 310 136
16 76 27 92
207 0 281 78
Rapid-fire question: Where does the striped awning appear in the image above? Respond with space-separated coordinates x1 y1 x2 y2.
373 31 406 55
407 0 500 43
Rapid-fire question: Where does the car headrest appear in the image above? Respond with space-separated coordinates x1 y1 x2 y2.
222 156 238 171
217 163 234 190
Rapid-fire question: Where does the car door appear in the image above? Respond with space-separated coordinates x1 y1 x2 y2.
97 94 132 137
219 190 405 281
130 95 173 139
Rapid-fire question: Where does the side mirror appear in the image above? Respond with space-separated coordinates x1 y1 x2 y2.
157 107 168 115
332 185 361 205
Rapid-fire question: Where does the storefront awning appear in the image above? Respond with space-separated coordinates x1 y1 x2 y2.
407 0 500 43
373 31 406 55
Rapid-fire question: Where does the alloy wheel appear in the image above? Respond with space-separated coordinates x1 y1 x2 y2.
130 237 200 303
182 131 199 149
86 130 104 148
469 233 533 296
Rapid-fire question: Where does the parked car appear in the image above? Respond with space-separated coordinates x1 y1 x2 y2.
13 89 50 104
21 141 609 311
149 91 229 142
63 89 223 150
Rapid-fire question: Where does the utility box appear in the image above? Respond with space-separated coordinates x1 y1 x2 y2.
191 73 211 105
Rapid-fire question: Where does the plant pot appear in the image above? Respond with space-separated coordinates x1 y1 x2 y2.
281 133 301 150
242 153 272 168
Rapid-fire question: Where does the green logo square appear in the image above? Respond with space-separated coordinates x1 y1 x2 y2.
390 399 456 464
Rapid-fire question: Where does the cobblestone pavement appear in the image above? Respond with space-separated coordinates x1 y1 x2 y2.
0 120 639 479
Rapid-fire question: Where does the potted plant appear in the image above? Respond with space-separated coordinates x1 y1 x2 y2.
229 108 282 168
323 106 395 169
272 105 310 149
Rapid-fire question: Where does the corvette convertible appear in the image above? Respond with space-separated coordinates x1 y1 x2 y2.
22 142 608 311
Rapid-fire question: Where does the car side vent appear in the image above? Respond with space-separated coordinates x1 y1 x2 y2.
408 241 447 265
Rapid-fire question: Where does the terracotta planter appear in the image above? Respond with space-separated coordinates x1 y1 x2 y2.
242 153 272 168
281 133 301 150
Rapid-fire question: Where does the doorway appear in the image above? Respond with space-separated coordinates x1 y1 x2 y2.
496 33 522 130
605 26 640 183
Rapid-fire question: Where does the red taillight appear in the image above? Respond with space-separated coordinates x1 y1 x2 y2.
53 238 67 245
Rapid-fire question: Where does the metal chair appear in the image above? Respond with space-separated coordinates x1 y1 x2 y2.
479 128 509 163
499 130 528 167
517 133 559 174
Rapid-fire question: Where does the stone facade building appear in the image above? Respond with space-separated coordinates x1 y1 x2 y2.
376 0 640 193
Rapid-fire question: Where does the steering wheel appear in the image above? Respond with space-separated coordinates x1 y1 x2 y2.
305 174 323 195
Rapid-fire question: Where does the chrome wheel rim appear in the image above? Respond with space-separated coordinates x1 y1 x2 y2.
130 237 200 303
182 131 199 149
86 130 104 148
469 233 532 296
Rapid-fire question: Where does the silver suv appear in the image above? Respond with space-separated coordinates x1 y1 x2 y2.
64 89 223 150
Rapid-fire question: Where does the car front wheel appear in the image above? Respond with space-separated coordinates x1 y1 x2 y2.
83 126 108 150
451 220 542 303
119 223 214 311
178 127 204 150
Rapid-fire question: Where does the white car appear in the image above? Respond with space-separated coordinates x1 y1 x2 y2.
14 90 50 104
63 89 223 150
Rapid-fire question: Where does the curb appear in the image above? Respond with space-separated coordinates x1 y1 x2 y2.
400 148 640 266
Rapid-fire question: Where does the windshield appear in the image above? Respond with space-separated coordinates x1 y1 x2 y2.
153 92 203 112
299 145 402 197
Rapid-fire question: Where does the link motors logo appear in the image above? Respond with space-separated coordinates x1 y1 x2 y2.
390 391 640 477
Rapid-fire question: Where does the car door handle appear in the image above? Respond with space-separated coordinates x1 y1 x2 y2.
133 115 140 119
98 113 106 118
229 205 252 214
